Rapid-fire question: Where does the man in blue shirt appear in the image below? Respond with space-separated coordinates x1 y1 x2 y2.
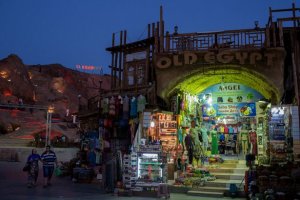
41 145 57 188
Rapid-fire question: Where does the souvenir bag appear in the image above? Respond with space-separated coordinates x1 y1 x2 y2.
54 167 62 177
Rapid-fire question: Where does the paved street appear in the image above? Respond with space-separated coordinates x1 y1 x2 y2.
0 161 245 200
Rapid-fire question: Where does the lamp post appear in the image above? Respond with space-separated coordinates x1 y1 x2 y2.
45 105 54 147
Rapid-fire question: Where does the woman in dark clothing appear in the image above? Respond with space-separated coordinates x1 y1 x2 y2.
26 148 41 188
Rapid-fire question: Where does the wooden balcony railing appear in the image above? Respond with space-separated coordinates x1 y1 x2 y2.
164 28 268 52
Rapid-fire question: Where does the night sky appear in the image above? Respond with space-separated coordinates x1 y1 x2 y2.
0 0 297 74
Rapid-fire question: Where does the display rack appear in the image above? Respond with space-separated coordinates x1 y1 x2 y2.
268 106 290 163
129 144 167 193
155 113 177 152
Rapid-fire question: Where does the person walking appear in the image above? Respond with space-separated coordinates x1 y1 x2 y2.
41 145 57 188
26 148 41 188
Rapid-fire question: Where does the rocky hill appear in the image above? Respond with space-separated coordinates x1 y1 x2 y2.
0 54 110 135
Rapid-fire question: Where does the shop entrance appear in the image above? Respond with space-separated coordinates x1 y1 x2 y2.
155 65 283 164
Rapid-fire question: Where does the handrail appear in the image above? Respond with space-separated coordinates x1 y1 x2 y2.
164 28 267 52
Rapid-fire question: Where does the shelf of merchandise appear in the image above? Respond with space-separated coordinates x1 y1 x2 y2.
268 106 290 164
155 113 178 153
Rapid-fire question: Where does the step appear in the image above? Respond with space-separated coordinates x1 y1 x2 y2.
205 179 244 188
189 186 227 193
187 190 223 198
215 163 246 168
212 173 244 180
209 168 247 174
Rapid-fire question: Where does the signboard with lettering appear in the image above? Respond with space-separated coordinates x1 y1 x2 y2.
199 83 264 104
155 50 276 69
203 103 256 117
200 83 260 118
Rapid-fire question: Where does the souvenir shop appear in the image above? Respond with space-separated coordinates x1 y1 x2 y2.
78 94 148 191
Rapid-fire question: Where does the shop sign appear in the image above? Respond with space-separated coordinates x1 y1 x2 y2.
156 51 275 69
199 83 264 104
202 103 256 117
217 104 239 115
216 116 238 124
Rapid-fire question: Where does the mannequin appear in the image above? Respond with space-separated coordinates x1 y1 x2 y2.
210 127 218 155
249 127 257 155
240 128 249 155
200 124 209 154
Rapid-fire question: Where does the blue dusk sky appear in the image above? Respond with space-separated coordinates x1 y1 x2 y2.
0 0 298 74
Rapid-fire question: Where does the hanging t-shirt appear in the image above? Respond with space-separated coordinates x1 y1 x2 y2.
228 126 234 134
224 126 229 134
200 127 208 143
130 97 138 118
219 126 225 133
177 128 183 144
123 96 129 112
109 97 116 116
102 98 109 114
137 95 146 113
233 126 238 133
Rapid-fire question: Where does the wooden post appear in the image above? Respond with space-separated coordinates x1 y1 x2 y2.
159 6 164 53
278 21 284 47
123 30 127 90
111 33 115 90
118 31 123 88
291 30 300 106
166 31 170 51
272 22 277 47
156 22 160 52
114 34 119 89
265 26 270 47
293 3 296 27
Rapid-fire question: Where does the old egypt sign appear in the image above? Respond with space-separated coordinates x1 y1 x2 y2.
155 50 276 69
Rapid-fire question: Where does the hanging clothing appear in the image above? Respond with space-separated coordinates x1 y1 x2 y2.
137 95 146 113
200 127 209 150
224 126 229 134
102 98 109 115
177 128 183 144
130 97 138 118
210 130 218 155
233 126 238 134
249 131 257 155
115 96 122 117
109 97 116 116
190 127 201 146
228 126 234 134
123 96 129 119
219 126 225 133
240 130 249 154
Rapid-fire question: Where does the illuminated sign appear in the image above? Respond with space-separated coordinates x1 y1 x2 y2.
75 64 102 71
155 51 276 69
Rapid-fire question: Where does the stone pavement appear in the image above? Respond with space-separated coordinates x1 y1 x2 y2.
0 161 246 200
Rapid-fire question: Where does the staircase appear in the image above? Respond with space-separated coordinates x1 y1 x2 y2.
186 159 247 198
